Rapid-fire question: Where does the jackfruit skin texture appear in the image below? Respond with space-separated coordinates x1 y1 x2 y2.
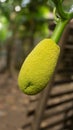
18 39 60 95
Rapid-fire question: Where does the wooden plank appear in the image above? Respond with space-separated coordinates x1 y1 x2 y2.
44 104 73 119
27 101 38 116
40 115 73 130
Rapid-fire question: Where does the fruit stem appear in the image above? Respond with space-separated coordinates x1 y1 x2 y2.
51 19 68 44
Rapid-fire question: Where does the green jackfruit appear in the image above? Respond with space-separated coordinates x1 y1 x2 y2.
18 39 60 95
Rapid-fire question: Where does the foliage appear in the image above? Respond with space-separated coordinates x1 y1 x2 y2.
0 15 10 42
0 0 72 41
0 0 50 41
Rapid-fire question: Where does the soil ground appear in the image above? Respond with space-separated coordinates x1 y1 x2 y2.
0 73 30 130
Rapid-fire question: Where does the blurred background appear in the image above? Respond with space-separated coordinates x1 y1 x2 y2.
0 0 73 130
